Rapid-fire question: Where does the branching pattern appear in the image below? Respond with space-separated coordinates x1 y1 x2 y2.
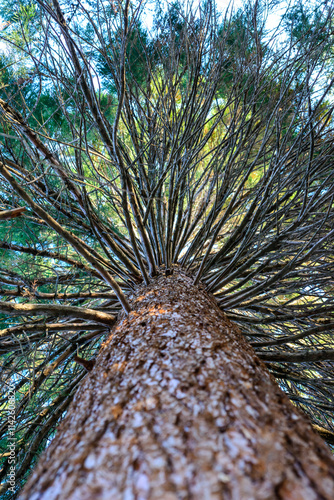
1 0 334 494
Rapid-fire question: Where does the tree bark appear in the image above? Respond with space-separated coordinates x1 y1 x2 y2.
21 271 334 500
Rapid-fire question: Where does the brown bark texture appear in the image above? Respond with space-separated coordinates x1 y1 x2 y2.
21 271 334 500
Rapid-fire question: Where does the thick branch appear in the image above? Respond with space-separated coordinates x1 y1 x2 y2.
0 301 115 325
0 322 105 340
0 162 131 313
0 207 26 220
258 348 334 363
0 241 100 277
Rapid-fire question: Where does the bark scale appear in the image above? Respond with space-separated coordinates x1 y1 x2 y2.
21 271 334 499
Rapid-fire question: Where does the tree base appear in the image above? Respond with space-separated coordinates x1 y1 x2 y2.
21 271 334 499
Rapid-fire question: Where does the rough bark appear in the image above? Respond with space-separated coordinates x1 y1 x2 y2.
21 271 334 500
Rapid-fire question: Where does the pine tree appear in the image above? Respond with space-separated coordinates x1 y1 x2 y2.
1 0 334 497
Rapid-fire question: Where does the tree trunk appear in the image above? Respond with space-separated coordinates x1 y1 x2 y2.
21 271 334 500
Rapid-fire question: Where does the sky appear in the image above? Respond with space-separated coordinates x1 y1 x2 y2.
211 0 286 31
0 0 291 57
140 0 287 33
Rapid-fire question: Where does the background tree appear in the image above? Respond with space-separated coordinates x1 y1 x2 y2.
1 0 334 497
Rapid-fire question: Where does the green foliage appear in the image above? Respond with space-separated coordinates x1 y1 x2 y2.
284 1 329 46
0 1 38 49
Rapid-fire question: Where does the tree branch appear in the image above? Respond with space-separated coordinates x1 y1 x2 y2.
0 301 115 325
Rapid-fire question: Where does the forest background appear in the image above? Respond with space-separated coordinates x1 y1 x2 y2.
1 0 334 497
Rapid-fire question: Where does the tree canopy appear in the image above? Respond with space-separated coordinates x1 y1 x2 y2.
1 0 334 495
